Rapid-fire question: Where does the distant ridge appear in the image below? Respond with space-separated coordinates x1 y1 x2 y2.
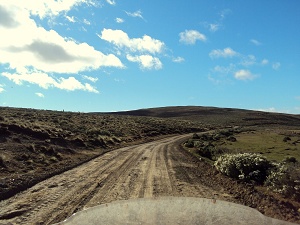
108 106 300 127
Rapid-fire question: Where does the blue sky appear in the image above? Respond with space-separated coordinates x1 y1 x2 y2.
0 0 299 113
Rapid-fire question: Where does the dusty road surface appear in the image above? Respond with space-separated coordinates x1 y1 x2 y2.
0 134 229 225
0 134 299 224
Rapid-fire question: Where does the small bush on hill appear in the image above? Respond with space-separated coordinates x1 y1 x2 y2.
184 140 194 148
192 133 200 139
265 162 300 201
214 153 272 184
282 156 297 163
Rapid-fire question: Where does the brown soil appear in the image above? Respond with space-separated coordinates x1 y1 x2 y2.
0 134 300 224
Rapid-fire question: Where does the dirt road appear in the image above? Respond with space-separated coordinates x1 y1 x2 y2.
0 134 232 225
0 134 299 224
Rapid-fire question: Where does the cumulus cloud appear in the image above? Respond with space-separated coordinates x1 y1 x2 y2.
250 39 262 46
125 10 143 19
126 54 162 70
2 71 99 93
99 29 165 54
272 62 281 70
172 57 185 63
209 47 238 58
234 69 256 80
35 92 45 98
0 1 123 92
115 17 124 23
179 30 206 45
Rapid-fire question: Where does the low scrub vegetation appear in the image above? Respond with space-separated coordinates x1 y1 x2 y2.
265 161 300 201
214 153 272 184
184 130 300 200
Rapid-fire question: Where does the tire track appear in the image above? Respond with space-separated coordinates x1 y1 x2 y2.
84 145 147 207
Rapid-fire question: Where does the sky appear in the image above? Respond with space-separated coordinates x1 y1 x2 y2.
0 0 299 114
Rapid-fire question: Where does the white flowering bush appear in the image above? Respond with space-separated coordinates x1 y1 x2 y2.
265 162 300 201
214 153 271 183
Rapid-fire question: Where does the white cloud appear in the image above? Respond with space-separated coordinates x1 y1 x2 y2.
234 69 256 80
82 75 98 83
203 9 231 33
250 39 262 46
0 1 124 92
126 54 162 70
261 59 269 65
255 107 290 114
83 19 91 25
115 18 124 23
5 0 95 19
173 57 185 63
209 47 238 58
65 15 76 23
256 107 277 113
0 84 5 93
35 92 44 98
272 62 281 70
219 9 231 20
209 23 220 32
100 29 165 54
2 71 99 93
240 55 256 66
213 64 235 74
179 30 206 45
125 10 143 19
106 0 116 5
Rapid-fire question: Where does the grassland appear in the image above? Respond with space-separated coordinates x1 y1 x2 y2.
221 129 300 162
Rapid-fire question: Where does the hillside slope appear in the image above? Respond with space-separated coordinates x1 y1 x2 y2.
109 106 300 127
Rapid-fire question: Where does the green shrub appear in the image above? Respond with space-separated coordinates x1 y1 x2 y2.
282 156 297 163
265 162 300 201
184 140 194 148
192 133 200 139
283 136 291 142
198 143 215 159
214 153 272 183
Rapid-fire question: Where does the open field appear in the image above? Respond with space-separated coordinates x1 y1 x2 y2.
1 106 300 224
184 128 300 163
219 129 300 162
